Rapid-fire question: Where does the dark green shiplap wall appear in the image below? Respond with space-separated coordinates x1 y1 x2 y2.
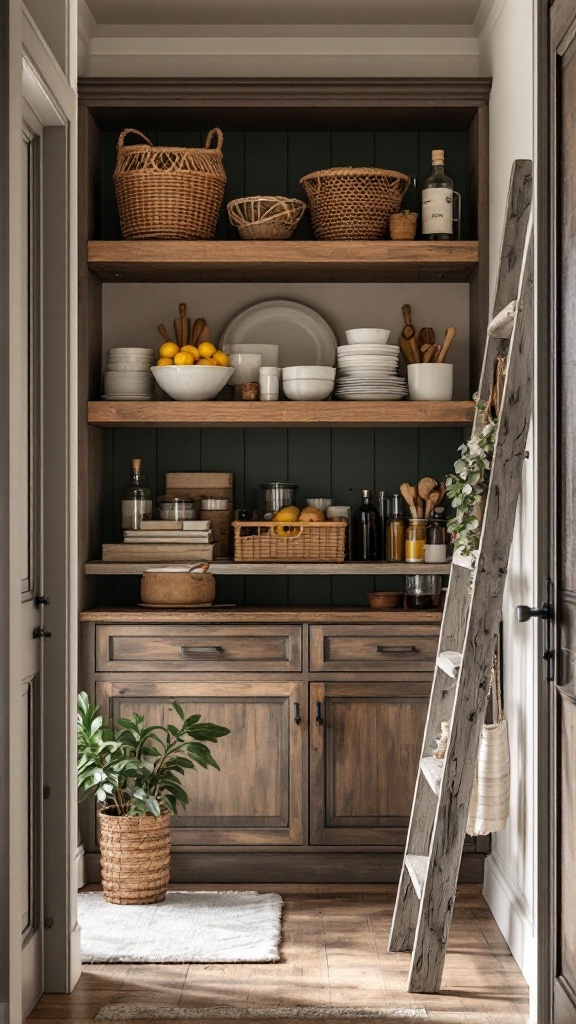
100 128 471 242
98 127 469 607
99 426 463 607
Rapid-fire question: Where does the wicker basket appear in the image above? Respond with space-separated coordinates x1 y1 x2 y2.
227 196 306 240
233 520 346 563
389 210 418 240
113 128 226 240
98 809 171 905
300 166 410 240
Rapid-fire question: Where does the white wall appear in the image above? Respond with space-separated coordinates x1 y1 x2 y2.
479 1 537 1019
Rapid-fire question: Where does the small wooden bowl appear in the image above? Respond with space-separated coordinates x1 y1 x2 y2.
367 591 404 610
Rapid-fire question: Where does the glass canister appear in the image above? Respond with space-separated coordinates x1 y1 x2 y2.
425 509 447 563
259 482 298 519
157 496 197 521
405 518 427 563
404 574 442 610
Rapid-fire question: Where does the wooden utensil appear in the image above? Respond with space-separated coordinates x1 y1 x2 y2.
418 477 438 501
157 324 172 344
401 304 416 342
400 338 414 364
437 326 457 363
197 324 211 344
423 346 436 363
191 317 207 346
419 327 435 352
400 481 418 517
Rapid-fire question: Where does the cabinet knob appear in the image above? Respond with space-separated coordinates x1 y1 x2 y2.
33 627 52 639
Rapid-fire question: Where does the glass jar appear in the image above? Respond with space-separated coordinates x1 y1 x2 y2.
405 518 427 563
157 496 197 521
385 494 405 562
259 482 297 519
404 574 442 610
425 510 447 563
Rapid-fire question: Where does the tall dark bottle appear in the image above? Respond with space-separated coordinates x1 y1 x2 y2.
352 489 379 561
422 149 459 240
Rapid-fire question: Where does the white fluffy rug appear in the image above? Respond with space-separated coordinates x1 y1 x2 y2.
79 890 283 964
95 1010 428 1021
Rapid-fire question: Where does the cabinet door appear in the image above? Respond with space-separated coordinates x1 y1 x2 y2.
96 679 305 845
309 680 429 846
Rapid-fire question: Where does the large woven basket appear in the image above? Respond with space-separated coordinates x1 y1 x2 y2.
113 128 226 240
227 196 306 240
233 520 346 563
300 166 411 240
98 809 171 905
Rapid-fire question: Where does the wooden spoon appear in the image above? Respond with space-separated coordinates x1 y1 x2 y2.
157 324 172 344
400 481 418 517
191 318 207 346
418 477 438 501
437 326 457 363
399 338 414 364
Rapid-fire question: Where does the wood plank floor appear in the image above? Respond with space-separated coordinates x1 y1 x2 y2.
28 885 529 1024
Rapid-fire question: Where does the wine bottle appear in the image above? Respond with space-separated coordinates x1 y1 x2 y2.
352 489 379 561
422 149 455 240
121 458 152 530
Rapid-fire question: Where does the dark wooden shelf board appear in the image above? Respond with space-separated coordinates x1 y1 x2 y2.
87 400 474 428
80 606 444 624
84 560 452 577
87 240 479 284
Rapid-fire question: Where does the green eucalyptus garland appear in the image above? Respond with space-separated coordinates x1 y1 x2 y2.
445 402 498 557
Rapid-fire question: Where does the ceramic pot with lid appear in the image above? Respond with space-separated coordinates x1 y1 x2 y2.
140 562 216 607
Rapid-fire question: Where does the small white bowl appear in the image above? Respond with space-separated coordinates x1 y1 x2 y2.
282 365 336 381
282 378 334 401
345 329 391 345
151 365 234 401
228 352 262 385
407 363 453 401
223 343 280 367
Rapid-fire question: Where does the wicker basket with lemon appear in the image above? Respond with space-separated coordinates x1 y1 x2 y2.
233 505 346 563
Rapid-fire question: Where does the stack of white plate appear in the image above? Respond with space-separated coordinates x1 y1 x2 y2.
334 344 408 401
103 348 155 401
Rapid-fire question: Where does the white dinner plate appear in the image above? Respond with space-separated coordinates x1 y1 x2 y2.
336 394 407 401
219 299 337 368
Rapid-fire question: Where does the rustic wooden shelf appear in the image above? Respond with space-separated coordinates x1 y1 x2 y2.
87 400 474 428
87 239 479 284
80 607 444 624
85 560 452 576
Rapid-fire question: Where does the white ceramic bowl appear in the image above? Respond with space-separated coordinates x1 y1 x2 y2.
228 352 262 385
151 365 234 401
345 329 391 345
223 343 280 367
108 348 154 357
282 378 334 401
407 363 453 401
107 361 153 371
282 365 336 381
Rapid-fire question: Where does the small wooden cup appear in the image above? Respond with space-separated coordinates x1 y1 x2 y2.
389 211 418 240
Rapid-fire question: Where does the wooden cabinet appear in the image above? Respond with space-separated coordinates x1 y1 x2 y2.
96 678 305 846
310 625 438 674
309 680 429 846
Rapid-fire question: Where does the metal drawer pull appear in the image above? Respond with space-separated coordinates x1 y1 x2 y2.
376 645 418 654
294 702 301 725
180 645 224 657
316 700 324 725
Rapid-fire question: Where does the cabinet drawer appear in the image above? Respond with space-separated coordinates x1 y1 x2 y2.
95 624 302 673
309 624 439 673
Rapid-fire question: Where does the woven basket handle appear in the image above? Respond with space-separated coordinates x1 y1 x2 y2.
204 128 224 152
117 128 154 150
188 561 210 576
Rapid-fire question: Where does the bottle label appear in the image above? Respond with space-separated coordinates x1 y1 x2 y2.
422 187 453 235
122 499 152 530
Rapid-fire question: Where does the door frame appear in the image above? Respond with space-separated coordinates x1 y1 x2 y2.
0 3 79 1017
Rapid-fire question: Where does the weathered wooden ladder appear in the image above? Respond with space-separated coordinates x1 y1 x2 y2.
388 160 534 993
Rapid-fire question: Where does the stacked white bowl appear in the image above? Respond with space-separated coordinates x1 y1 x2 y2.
282 365 336 401
334 329 408 402
103 348 155 401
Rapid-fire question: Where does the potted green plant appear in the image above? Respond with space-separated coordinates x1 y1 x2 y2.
77 692 230 905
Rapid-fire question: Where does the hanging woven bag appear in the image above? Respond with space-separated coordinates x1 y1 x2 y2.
466 651 510 836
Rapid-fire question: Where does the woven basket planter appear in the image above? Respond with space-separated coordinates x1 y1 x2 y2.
98 809 171 905
227 196 306 240
389 210 418 240
113 128 226 240
300 166 410 240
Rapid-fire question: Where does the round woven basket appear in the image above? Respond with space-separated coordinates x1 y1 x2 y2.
389 210 418 240
227 196 306 240
299 166 411 240
98 809 171 905
113 128 226 240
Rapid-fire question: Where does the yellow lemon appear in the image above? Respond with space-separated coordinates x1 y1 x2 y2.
299 506 325 522
159 341 179 359
197 357 213 365
181 345 200 360
174 351 194 365
273 506 300 523
213 350 230 366
198 341 216 359
157 356 173 366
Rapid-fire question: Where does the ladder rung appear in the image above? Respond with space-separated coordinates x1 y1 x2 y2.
487 299 517 338
452 552 474 569
436 650 462 677
405 854 429 899
420 755 444 795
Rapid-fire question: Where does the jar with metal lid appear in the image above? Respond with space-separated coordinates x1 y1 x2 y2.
404 574 442 610
158 496 197 521
405 518 427 563
425 508 447 563
259 482 298 519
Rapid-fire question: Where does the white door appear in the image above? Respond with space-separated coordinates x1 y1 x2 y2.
20 109 46 1018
